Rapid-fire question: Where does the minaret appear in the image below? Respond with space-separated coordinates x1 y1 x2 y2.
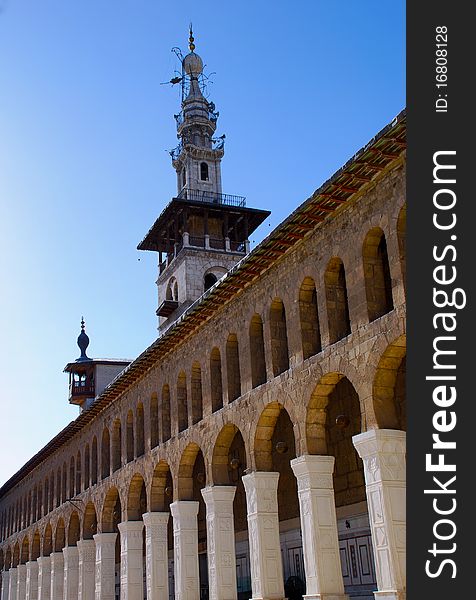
138 28 270 335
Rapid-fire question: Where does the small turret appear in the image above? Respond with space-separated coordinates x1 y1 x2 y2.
64 319 131 413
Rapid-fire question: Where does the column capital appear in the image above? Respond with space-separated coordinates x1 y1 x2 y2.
291 454 335 490
353 429 406 484
61 546 79 559
142 511 169 527
201 485 236 505
170 500 199 521
49 552 64 563
93 532 117 546
17 564 26 576
242 471 279 515
36 556 51 566
118 520 144 537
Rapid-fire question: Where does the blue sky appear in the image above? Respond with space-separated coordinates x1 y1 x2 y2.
0 1 405 486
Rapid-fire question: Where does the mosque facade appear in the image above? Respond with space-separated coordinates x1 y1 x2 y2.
0 31 407 600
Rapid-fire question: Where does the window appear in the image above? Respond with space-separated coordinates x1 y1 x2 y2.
204 273 218 291
200 162 209 181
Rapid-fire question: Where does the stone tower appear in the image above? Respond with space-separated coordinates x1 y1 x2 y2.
138 29 270 335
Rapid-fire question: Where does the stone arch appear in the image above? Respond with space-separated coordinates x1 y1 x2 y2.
306 373 366 506
210 347 223 413
178 442 207 544
112 419 122 472
31 530 40 561
20 536 29 564
101 487 122 534
254 403 299 522
191 362 203 424
13 542 20 567
91 436 98 485
249 313 267 388
127 474 148 520
177 442 204 501
226 334 241 402
363 227 394 322
211 423 247 485
150 393 159 449
373 334 406 430
299 276 322 360
212 423 248 533
54 518 65 552
43 523 53 556
136 402 145 457
397 203 406 289
126 410 134 462
254 402 296 471
101 426 110 480
177 371 188 433
76 451 81 495
150 460 173 512
82 502 98 540
161 384 171 442
84 446 90 491
325 257 351 343
269 298 290 376
67 512 80 546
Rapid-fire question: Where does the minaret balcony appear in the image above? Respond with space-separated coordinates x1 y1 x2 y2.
69 382 95 403
177 188 246 207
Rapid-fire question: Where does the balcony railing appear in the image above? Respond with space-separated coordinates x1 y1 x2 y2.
177 188 246 207
69 382 95 396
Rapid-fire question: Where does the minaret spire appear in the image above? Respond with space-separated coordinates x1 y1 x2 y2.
188 23 195 52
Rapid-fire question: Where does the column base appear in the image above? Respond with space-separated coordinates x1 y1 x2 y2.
303 594 349 600
374 592 406 600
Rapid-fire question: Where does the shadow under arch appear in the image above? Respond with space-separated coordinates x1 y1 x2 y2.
127 473 147 521
373 334 406 430
82 502 98 540
150 460 173 512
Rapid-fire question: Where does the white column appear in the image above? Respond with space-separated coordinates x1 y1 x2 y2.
62 547 79 600
7 569 16 600
16 564 26 600
201 486 237 600
50 553 64 600
36 557 51 600
1 571 10 600
169 501 199 600
353 429 406 600
242 472 284 600
142 513 169 600
77 540 96 600
291 455 348 600
117 521 144 600
25 561 39 600
93 533 117 600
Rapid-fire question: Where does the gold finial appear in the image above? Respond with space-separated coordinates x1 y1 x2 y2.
189 23 195 52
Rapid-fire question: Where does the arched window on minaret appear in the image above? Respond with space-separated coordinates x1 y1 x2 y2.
200 162 209 181
182 168 186 188
204 272 217 292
